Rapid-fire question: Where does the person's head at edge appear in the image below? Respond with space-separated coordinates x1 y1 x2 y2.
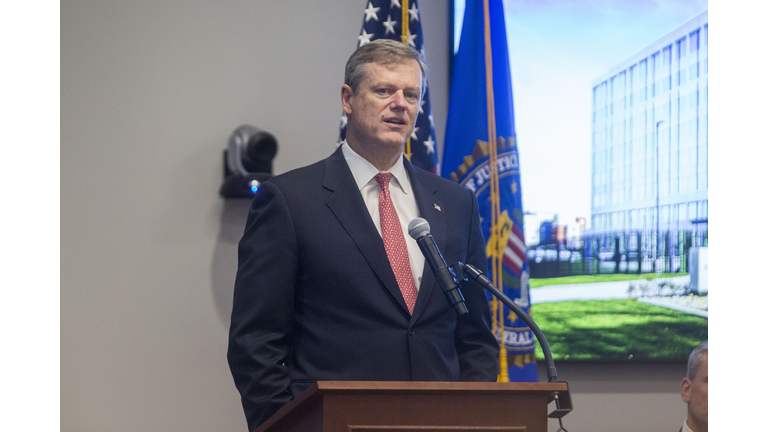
680 341 708 432
341 39 428 171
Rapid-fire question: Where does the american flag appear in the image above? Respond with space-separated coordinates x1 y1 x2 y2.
502 223 527 275
339 0 438 174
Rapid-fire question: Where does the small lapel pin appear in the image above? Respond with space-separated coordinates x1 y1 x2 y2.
434 203 441 212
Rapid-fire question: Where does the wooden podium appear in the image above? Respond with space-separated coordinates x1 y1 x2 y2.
253 381 569 432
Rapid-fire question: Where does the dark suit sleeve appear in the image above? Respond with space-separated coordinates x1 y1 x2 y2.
454 187 500 381
227 181 297 431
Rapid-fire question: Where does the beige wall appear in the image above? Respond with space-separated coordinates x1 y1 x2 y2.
61 1 687 431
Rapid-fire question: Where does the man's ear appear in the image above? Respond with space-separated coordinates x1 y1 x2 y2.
680 377 692 403
341 84 354 115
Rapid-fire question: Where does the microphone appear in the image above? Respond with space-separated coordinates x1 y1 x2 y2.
407 218 468 315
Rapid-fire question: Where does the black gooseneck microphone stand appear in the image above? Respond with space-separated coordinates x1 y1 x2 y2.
450 261 573 420
407 217 572 422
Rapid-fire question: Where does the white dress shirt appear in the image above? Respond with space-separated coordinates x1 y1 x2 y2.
341 141 425 291
682 419 694 432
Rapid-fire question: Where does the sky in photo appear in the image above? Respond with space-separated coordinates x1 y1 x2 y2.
453 0 707 239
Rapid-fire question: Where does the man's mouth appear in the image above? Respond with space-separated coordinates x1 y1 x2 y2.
384 117 406 125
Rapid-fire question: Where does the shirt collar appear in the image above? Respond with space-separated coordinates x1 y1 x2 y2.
341 141 411 194
682 419 694 432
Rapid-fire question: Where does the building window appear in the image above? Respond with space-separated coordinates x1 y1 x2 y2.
610 76 615 99
690 63 698 79
676 37 687 59
690 29 700 52
704 24 708 46
619 71 626 91
663 46 672 66
592 86 598 109
601 81 608 102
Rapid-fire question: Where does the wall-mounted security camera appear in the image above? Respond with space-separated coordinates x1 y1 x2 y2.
219 124 278 198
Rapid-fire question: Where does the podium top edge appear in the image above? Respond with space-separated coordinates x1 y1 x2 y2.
313 380 568 393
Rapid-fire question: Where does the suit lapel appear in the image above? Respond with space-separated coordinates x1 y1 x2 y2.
406 160 446 322
323 147 411 314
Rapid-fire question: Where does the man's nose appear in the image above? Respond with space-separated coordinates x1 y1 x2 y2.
390 91 407 109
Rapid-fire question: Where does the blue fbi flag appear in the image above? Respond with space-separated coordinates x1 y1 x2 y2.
340 0 438 173
442 0 537 382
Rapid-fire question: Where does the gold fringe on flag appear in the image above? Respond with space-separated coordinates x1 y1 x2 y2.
510 353 536 368
480 0 509 383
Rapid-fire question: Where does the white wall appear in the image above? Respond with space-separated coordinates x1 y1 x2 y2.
540 361 687 431
61 1 687 431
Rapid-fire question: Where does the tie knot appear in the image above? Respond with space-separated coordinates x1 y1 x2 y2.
375 172 394 190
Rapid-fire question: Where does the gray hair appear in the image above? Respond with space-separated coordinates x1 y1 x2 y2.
686 341 708 380
344 39 428 98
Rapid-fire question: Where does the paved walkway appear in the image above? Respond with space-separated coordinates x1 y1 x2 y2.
638 296 708 318
530 275 692 304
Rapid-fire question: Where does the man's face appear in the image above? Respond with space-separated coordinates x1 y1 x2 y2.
342 59 422 161
681 354 708 430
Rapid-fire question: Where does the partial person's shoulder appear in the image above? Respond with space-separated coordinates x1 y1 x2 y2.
265 155 330 190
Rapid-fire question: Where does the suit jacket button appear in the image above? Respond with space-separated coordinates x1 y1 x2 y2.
409 329 415 335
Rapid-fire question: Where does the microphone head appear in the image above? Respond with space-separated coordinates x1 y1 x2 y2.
408 218 430 240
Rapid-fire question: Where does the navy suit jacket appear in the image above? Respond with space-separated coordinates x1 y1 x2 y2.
227 146 499 431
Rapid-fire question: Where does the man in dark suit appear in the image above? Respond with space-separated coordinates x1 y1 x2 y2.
227 39 499 431
679 341 708 432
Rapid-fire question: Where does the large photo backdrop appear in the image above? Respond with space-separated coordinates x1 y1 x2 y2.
449 0 708 362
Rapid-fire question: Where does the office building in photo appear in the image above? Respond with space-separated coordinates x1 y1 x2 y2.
590 10 708 235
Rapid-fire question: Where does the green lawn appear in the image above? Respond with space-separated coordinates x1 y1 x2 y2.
530 273 688 288
531 299 707 361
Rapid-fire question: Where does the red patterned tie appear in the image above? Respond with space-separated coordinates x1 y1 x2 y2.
375 173 418 314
